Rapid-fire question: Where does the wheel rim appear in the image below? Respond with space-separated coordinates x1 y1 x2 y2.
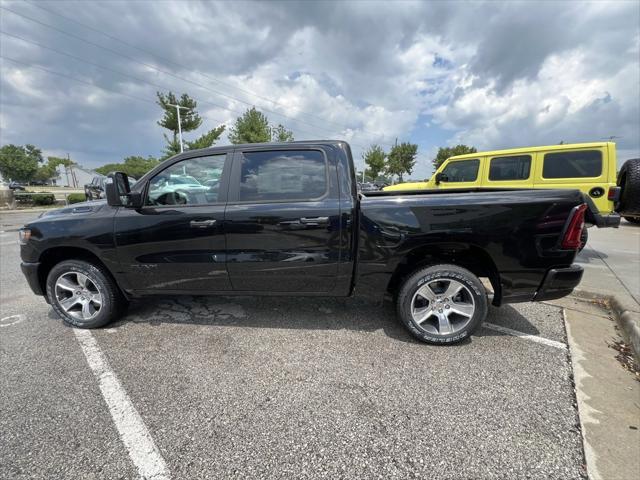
410 278 475 336
54 272 102 321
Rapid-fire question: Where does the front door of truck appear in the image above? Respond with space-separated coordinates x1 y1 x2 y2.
114 151 232 293
224 147 341 293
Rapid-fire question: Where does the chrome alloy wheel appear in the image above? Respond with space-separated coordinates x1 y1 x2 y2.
410 278 475 336
54 272 103 321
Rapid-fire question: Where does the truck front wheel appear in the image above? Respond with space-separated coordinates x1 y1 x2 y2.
396 264 488 344
46 259 125 329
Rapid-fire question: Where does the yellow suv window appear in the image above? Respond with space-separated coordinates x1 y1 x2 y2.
542 150 602 178
441 159 480 182
489 155 531 181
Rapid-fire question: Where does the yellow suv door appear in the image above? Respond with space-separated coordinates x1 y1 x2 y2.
482 154 534 188
436 157 485 189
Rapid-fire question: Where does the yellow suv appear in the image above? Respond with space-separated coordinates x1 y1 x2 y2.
384 142 640 228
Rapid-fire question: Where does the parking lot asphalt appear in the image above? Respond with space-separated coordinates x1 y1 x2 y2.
1 211 587 479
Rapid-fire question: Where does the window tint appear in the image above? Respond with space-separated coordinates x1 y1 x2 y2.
239 150 327 202
441 159 480 182
543 150 602 178
146 154 225 206
489 155 531 181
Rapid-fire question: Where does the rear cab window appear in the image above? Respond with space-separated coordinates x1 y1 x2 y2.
237 149 328 202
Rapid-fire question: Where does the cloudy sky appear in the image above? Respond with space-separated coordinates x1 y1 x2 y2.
1 0 639 179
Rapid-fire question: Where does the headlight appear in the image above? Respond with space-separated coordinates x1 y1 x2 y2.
18 228 31 245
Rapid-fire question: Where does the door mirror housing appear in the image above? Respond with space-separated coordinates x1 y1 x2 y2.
105 172 142 208
434 172 448 185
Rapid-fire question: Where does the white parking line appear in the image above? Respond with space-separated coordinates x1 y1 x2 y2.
483 322 567 350
0 314 26 327
74 329 171 480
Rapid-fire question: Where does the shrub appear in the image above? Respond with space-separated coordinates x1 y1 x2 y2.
13 192 55 206
31 193 55 205
67 193 87 204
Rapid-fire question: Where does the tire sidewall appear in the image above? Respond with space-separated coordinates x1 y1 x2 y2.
397 266 487 344
46 260 115 328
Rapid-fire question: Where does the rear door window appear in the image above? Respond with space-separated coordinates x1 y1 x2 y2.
238 150 327 202
489 155 531 181
542 150 602 178
441 159 480 182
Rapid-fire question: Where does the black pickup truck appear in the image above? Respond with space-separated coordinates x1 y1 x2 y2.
19 141 586 344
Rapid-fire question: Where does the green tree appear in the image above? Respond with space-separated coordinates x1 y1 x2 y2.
95 156 160 179
271 124 294 142
33 156 77 183
157 92 226 158
228 107 271 144
432 144 477 170
386 142 418 182
362 145 386 180
186 125 227 151
157 91 201 152
0 144 43 182
34 163 56 182
47 156 75 168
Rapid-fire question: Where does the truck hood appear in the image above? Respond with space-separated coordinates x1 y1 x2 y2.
38 199 109 218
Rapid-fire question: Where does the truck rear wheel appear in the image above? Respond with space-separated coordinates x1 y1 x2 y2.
617 158 640 217
396 264 488 344
46 259 124 329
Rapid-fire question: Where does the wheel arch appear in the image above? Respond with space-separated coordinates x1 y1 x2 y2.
387 243 502 305
37 246 124 299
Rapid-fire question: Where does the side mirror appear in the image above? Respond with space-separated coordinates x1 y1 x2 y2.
434 172 448 185
106 172 142 207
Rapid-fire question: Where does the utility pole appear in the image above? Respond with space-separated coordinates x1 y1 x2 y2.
64 153 70 187
167 103 191 153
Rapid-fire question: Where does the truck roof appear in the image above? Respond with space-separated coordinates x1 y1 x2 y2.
449 142 614 160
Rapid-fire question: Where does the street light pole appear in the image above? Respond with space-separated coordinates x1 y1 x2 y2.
167 104 190 153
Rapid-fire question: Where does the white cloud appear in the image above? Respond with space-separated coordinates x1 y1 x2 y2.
0 0 637 172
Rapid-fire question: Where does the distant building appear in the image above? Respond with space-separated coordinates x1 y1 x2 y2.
54 165 98 188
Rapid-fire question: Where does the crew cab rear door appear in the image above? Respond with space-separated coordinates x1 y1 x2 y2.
224 145 341 293
114 150 232 293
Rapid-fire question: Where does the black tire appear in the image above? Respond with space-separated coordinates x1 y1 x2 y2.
624 216 640 224
617 158 640 216
46 259 125 328
396 264 488 344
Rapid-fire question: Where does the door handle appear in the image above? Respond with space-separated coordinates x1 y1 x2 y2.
190 219 217 228
299 216 329 225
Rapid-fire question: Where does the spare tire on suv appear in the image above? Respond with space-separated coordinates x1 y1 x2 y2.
617 158 640 223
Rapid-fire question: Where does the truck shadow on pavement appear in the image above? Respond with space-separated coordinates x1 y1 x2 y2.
95 296 541 345
576 246 609 263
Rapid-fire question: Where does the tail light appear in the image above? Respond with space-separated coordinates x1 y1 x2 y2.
561 204 588 250
607 186 621 202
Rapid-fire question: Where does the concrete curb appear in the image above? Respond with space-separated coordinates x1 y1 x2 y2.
572 288 640 361
610 296 640 362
